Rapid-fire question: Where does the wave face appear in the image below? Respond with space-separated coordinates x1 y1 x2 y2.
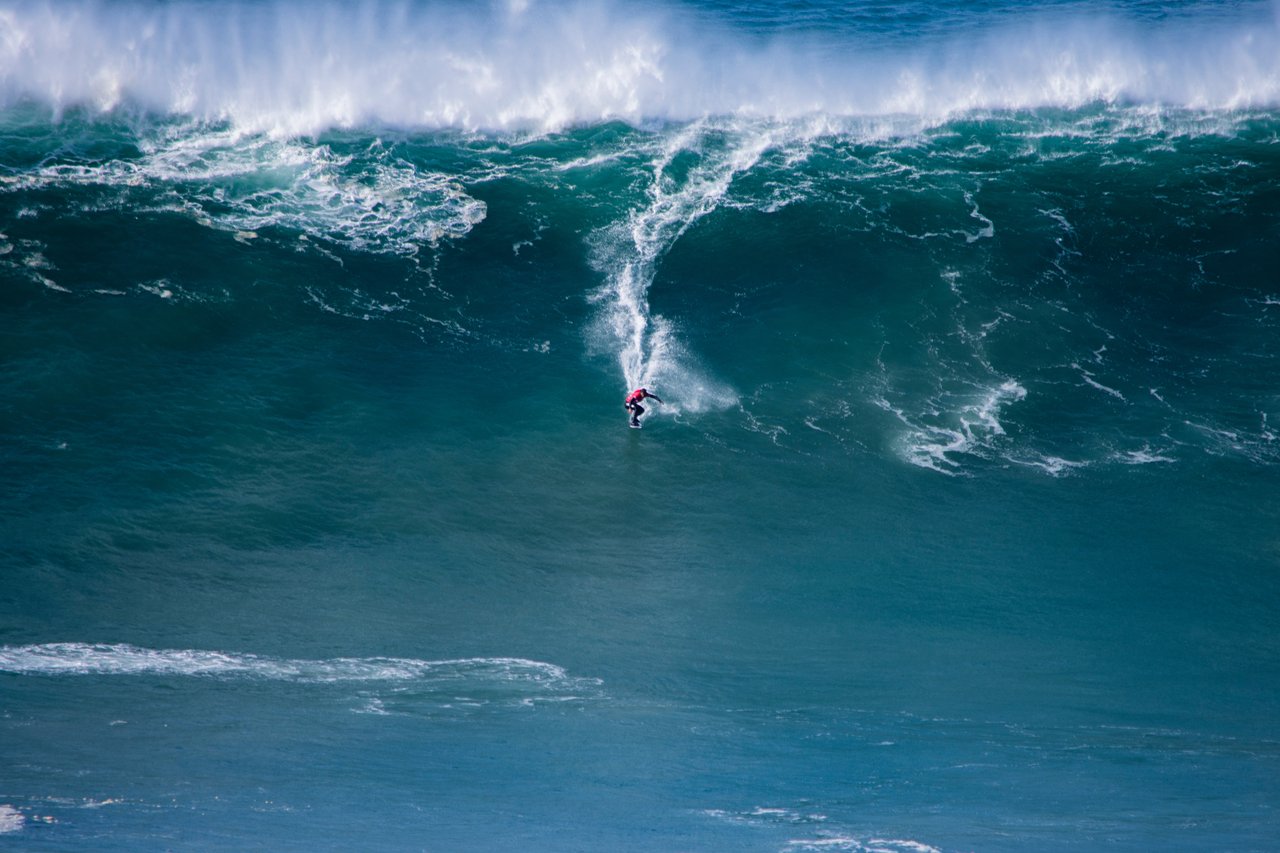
3 104 1276 474
1 0 1278 133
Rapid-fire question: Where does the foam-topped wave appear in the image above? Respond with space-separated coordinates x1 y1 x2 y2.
1 0 1278 135
0 643 599 696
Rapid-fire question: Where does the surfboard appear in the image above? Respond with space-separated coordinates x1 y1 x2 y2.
629 421 642 429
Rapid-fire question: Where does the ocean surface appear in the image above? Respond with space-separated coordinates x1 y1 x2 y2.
2 0 1279 849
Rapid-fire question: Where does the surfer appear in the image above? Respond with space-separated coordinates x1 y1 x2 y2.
624 387 662 428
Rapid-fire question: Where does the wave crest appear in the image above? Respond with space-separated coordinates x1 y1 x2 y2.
1 1 1278 135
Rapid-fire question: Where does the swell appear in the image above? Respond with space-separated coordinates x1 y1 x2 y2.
1 0 1278 135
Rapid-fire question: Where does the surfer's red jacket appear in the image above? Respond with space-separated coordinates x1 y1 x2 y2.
626 388 653 405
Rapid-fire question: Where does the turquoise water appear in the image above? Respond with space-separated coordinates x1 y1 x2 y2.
3 1 1280 849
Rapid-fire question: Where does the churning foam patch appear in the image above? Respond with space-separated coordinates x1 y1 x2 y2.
702 808 938 853
3 128 487 257
1 0 1277 135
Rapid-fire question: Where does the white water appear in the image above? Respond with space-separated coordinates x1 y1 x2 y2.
0 642 596 688
874 379 1029 474
0 805 23 835
1 0 1278 135
4 127 488 255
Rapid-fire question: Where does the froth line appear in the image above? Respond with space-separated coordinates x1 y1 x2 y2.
0 643 594 688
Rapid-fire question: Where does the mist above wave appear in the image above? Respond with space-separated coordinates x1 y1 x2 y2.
1 0 1277 135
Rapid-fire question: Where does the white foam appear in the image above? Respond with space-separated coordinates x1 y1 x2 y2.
0 805 22 834
1115 447 1177 465
0 235 71 293
1011 454 1088 476
786 836 941 853
1182 419 1280 464
2 0 1276 135
139 281 174 300
1072 363 1126 401
5 129 487 257
961 190 994 243
0 643 599 694
877 379 1026 474
81 799 123 809
868 842 941 853
588 120 793 410
703 806 936 853
702 806 827 827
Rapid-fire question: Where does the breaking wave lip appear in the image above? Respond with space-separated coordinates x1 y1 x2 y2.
1 0 1278 135
0 643 599 691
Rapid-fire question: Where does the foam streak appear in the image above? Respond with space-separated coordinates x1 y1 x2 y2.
0 642 594 688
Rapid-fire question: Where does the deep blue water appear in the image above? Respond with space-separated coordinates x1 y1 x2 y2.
2 0 1279 850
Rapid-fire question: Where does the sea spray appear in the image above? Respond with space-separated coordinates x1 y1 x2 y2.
2 0 1279 134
